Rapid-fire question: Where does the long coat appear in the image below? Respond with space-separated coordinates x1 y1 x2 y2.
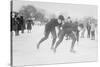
27 19 33 30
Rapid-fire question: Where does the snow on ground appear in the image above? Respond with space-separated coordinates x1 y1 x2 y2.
12 25 98 66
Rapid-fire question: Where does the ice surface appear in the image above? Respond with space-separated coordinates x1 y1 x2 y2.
12 25 98 66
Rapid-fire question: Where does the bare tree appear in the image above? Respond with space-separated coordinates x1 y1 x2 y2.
19 5 37 19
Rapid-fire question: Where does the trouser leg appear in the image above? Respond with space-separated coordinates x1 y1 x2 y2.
37 31 50 49
76 30 79 42
69 32 77 53
87 30 90 38
21 25 24 33
51 29 57 49
54 31 65 52
91 31 95 40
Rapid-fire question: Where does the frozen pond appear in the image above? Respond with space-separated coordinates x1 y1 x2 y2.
12 25 98 66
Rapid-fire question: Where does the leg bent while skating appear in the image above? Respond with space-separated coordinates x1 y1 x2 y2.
51 29 57 49
53 31 65 53
69 32 77 53
37 31 50 49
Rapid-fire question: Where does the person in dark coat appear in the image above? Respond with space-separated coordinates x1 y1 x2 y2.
11 12 15 32
90 22 96 40
20 15 25 33
18 17 22 30
87 22 91 38
65 16 72 40
26 18 33 33
37 17 61 49
13 14 19 36
15 14 22 35
57 15 65 37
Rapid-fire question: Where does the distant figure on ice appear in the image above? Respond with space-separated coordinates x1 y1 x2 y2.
37 15 65 49
26 18 34 33
86 20 91 38
16 14 21 35
80 23 85 38
11 12 19 36
20 15 25 33
90 22 96 40
11 12 16 32
14 14 20 36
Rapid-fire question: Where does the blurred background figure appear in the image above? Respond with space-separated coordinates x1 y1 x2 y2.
20 15 25 34
26 18 34 33
65 16 72 40
86 20 91 38
14 13 19 36
16 14 22 36
90 22 96 40
67 16 72 23
80 23 85 38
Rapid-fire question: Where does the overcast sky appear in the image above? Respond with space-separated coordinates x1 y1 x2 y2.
12 0 97 19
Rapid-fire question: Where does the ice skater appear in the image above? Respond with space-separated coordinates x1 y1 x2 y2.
37 15 65 49
53 16 79 53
